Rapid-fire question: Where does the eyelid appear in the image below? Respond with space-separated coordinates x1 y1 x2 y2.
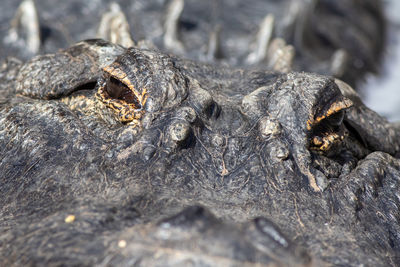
106 76 141 108
307 97 352 131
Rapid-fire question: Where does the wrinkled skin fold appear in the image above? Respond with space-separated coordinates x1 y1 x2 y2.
1 39 400 266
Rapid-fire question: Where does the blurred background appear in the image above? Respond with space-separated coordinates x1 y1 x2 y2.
364 0 400 121
1 0 398 121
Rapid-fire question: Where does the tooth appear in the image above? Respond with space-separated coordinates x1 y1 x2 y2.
206 25 223 61
5 0 40 54
266 38 295 73
246 14 275 64
97 2 135 48
330 49 349 77
282 0 318 48
164 0 185 53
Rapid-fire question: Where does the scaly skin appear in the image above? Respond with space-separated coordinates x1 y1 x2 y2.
0 39 400 266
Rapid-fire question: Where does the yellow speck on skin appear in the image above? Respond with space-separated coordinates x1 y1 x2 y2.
118 240 127 248
64 215 75 223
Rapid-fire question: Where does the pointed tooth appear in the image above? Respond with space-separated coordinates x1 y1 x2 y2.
246 14 275 65
330 49 349 77
97 2 135 48
282 0 318 48
5 0 40 54
164 0 185 53
296 0 319 46
206 25 223 61
266 38 295 73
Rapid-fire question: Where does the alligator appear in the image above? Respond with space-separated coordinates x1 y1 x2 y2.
1 37 400 265
1 0 400 266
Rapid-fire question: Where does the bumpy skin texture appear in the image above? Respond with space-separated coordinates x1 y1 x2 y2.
15 39 125 99
1 40 400 266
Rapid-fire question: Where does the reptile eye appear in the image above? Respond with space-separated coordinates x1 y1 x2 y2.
312 110 344 135
309 109 348 152
106 77 140 107
307 94 353 153
325 110 344 127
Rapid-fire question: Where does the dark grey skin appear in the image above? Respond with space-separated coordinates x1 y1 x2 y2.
1 39 400 266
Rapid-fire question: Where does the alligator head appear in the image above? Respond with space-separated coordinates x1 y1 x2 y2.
2 38 400 266
10 39 399 194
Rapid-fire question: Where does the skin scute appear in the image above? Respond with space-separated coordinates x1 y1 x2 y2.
1 39 400 266
1 1 400 266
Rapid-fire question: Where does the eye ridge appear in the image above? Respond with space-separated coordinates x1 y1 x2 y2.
307 97 352 131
